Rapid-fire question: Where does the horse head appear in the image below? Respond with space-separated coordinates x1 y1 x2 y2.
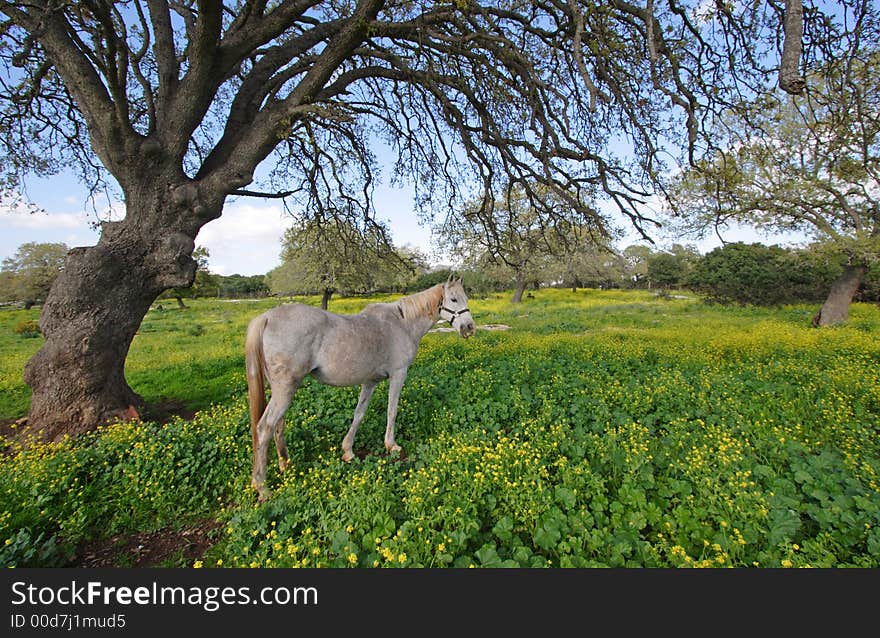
441 275 476 338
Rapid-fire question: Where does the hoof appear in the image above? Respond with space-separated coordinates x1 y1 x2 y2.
341 449 355 462
387 444 402 455
252 482 272 503
278 458 289 472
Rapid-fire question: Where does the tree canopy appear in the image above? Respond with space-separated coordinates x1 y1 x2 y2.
267 216 415 307
666 25 880 323
0 1 831 239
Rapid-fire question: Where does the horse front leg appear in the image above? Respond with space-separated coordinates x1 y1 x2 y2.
384 371 408 455
341 381 377 462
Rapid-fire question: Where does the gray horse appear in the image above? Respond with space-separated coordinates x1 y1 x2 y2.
245 276 475 500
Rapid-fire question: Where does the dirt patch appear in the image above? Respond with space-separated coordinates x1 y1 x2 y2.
141 399 198 424
430 323 510 333
71 519 222 568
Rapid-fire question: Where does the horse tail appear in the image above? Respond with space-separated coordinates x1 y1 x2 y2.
245 314 269 464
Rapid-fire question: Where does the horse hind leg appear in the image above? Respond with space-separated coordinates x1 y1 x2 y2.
252 379 299 502
342 382 377 462
274 405 293 473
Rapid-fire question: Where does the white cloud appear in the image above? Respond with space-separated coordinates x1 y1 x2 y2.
2 206 85 230
196 200 294 276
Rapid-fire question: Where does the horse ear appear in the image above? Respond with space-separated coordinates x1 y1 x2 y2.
447 273 454 283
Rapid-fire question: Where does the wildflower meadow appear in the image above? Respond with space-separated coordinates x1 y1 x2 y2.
1 289 878 568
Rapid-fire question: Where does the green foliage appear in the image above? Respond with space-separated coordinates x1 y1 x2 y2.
1 290 879 567
0 242 68 305
267 218 420 298
688 242 845 306
216 274 269 298
13 319 40 338
0 404 250 567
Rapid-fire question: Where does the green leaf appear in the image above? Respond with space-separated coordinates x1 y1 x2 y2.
555 486 577 510
768 508 801 545
534 524 561 551
475 544 503 568
492 516 514 542
330 529 350 553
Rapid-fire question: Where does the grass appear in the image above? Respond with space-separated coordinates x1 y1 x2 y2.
1 288 878 567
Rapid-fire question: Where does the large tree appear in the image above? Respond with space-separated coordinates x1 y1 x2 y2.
0 1 823 439
667 31 880 325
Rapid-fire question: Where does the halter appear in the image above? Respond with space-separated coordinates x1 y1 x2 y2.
438 300 471 326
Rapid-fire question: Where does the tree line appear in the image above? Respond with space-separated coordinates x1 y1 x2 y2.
8 236 876 311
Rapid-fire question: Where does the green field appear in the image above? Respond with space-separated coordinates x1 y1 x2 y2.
1 289 879 567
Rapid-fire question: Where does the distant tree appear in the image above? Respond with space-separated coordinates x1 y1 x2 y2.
1 242 68 307
0 271 15 301
375 245 430 293
268 218 408 309
443 186 603 303
621 245 652 289
217 274 268 298
552 238 625 291
405 268 457 293
647 244 699 290
688 243 796 306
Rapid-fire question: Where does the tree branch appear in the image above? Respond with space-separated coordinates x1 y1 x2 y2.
780 0 806 94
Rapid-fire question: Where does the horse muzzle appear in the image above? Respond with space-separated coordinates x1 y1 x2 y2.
459 318 476 339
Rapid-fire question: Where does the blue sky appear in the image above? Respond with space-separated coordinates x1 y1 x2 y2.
1 169 808 277
0 171 436 276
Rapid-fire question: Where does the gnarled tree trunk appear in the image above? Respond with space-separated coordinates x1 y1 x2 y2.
22 177 221 441
814 264 867 327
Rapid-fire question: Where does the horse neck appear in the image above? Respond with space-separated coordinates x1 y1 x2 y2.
401 313 439 343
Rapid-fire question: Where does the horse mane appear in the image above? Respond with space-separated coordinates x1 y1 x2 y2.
396 283 444 321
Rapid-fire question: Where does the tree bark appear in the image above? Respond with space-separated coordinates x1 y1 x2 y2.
511 276 527 303
21 179 219 441
779 0 806 95
321 288 333 310
814 264 867 327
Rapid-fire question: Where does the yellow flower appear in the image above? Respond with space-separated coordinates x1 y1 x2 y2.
347 553 358 565
216 559 223 566
193 560 203 568
397 553 407 564
781 559 793 568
